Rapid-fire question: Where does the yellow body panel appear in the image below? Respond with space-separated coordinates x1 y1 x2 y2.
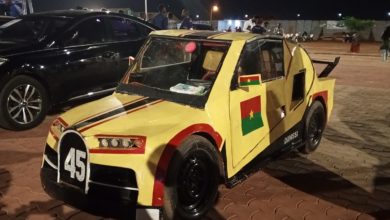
43 30 336 206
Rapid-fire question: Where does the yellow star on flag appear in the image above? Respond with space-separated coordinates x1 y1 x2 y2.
247 79 251 83
249 110 254 119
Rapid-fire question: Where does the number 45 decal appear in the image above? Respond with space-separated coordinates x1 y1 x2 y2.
64 148 86 182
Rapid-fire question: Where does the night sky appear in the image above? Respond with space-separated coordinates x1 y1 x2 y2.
32 0 390 20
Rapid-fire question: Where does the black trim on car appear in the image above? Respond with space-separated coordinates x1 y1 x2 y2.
223 121 304 188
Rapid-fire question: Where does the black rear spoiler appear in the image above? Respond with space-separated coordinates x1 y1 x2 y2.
312 57 340 78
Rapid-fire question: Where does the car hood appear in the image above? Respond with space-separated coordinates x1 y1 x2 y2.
60 93 206 139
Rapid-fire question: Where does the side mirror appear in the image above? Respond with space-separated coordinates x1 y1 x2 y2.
238 74 261 87
128 56 135 66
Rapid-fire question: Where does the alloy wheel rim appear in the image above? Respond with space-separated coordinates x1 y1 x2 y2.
308 110 324 146
6 84 42 125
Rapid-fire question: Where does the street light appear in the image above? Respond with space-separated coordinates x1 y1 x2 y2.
338 13 342 18
210 4 219 27
387 11 390 17
245 14 248 19
297 13 301 18
196 14 200 19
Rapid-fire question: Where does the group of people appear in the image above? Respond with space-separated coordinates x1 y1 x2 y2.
150 4 193 30
0 0 22 17
242 16 284 35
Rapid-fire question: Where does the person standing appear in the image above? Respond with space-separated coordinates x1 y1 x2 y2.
151 4 168 30
251 17 267 34
273 23 285 36
180 8 193 30
243 16 256 33
380 26 390 61
3 0 22 17
167 12 177 29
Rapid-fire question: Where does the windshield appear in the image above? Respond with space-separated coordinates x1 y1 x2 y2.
0 17 70 42
117 37 230 108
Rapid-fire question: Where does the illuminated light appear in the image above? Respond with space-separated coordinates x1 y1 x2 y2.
212 5 219 12
101 139 109 147
387 12 390 17
338 13 342 17
235 20 240 27
111 139 119 147
40 65 45 69
196 14 199 18
122 139 130 148
297 13 301 17
134 139 144 148
228 20 232 25
245 14 248 18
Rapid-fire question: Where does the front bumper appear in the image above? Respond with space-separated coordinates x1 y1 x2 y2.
41 145 153 219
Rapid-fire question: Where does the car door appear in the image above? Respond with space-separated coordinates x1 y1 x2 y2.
229 41 270 167
50 16 114 101
103 16 153 83
229 39 287 167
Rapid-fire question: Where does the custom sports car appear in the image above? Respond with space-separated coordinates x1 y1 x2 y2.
41 30 337 219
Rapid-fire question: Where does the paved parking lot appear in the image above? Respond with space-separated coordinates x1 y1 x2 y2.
1 41 390 220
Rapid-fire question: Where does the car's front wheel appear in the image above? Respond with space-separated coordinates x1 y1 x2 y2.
0 75 48 130
164 135 220 220
300 101 326 154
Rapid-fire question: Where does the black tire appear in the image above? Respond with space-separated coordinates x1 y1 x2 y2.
163 135 220 220
0 75 48 130
300 101 326 154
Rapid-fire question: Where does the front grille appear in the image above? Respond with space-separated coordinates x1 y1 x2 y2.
90 164 138 189
58 131 89 191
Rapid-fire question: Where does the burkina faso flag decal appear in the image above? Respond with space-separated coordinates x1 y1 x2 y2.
240 96 264 135
239 74 261 87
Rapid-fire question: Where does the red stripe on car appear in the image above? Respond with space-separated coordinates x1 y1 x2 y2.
152 124 223 206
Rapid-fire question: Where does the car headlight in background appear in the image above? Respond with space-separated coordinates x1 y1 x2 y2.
94 135 146 154
0 58 8 66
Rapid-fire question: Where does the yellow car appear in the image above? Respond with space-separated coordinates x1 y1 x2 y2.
41 30 337 219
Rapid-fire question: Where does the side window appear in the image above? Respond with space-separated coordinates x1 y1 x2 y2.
107 17 151 41
258 40 284 81
63 17 106 46
231 41 261 89
237 42 261 76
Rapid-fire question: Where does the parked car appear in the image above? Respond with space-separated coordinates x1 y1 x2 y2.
0 10 157 130
41 30 337 219
0 15 13 25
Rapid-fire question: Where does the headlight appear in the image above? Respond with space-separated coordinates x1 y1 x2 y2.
0 58 8 66
95 135 146 154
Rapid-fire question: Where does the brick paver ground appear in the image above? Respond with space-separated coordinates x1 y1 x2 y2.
1 41 390 220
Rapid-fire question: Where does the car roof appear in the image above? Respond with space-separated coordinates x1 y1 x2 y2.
22 10 157 28
150 30 284 42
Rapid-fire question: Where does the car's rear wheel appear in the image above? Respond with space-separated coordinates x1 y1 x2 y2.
164 135 220 220
300 101 326 154
0 75 48 130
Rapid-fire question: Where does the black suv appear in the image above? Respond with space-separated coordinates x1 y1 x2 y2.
0 10 157 130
